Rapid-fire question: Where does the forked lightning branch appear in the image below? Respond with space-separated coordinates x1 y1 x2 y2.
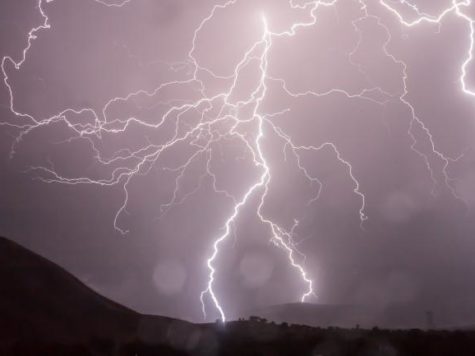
2 0 474 321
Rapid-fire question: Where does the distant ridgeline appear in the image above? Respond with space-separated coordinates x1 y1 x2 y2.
235 302 443 330
1 236 475 356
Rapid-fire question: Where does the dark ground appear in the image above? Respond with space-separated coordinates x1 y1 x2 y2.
1 235 475 356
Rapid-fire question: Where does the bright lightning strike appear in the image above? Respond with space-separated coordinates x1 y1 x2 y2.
2 0 475 322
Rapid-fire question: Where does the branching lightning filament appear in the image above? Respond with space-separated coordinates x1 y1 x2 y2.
3 0 475 322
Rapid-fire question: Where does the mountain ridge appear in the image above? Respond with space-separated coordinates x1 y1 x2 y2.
0 235 196 349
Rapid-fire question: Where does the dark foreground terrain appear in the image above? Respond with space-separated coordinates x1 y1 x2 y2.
1 235 475 356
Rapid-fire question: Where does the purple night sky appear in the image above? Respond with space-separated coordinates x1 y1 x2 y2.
2 0 475 325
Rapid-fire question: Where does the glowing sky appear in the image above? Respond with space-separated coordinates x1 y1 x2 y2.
2 0 475 324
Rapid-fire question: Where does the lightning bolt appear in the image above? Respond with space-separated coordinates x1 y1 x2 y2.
199 2 366 321
2 0 474 323
375 0 472 201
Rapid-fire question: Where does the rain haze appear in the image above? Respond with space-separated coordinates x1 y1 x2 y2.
2 0 475 327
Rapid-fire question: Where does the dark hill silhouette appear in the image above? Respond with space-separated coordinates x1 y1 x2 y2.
236 302 431 329
0 236 199 354
0 236 138 343
3 235 475 356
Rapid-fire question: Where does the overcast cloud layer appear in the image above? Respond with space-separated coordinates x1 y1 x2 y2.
2 0 475 325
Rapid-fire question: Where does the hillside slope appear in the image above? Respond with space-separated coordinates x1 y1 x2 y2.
0 236 201 355
0 236 143 344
